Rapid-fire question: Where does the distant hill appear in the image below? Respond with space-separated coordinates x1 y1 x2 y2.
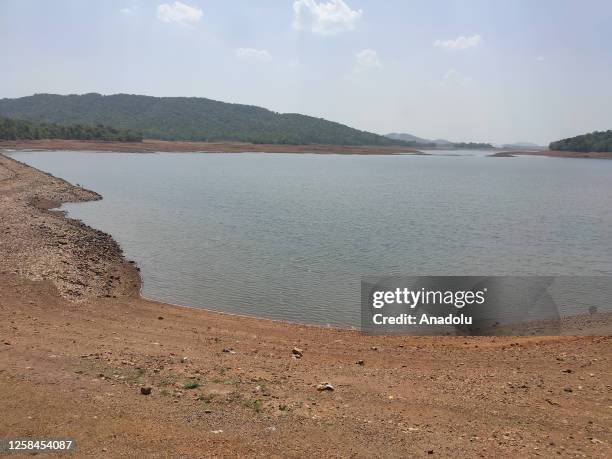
549 130 612 152
0 93 406 146
0 116 141 142
385 133 492 149
501 142 545 150
385 132 431 144
432 138 452 146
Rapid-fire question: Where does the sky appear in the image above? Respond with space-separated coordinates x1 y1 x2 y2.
1 0 611 145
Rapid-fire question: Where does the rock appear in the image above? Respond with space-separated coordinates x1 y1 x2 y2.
158 316 164 320
292 347 303 358
356 359 365 366
140 386 152 395
222 347 236 354
562 369 572 373
316 382 334 391
204 409 212 414
427 450 434 455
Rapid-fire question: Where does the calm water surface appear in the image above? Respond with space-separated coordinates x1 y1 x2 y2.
12 151 612 326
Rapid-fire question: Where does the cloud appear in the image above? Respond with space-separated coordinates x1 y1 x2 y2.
535 56 545 62
434 34 482 50
293 0 362 35
157 1 203 25
120 7 135 14
355 49 381 71
235 48 272 63
441 69 473 87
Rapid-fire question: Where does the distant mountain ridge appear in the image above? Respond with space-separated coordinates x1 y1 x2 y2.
0 93 406 146
385 132 432 144
385 132 490 148
501 142 545 150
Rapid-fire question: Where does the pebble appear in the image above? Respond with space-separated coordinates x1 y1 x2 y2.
140 386 152 395
316 382 334 391
292 347 303 358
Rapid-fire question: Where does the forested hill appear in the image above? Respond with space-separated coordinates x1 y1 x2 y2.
0 116 142 142
549 130 612 152
0 93 406 146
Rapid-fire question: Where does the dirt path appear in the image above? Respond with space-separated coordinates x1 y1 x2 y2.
0 153 610 458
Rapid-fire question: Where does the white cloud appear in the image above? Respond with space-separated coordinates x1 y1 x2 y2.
434 34 482 50
441 69 473 87
293 0 362 35
157 1 203 26
120 7 135 14
355 49 381 71
235 48 272 63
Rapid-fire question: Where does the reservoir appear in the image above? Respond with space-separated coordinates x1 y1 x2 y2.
11 151 612 327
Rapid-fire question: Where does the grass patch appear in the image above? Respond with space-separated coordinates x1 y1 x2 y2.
183 379 200 390
244 399 264 413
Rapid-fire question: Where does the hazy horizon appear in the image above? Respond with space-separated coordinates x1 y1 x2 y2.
1 0 611 145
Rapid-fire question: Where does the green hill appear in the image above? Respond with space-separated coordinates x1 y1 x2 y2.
0 93 406 146
549 130 612 153
0 116 142 142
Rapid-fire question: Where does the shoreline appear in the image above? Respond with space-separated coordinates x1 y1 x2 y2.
1 152 611 456
490 150 612 159
4 151 609 334
0 139 425 155
3 139 612 160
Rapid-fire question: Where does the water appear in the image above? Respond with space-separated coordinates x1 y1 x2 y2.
11 151 612 327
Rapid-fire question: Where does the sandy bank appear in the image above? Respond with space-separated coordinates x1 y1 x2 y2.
0 139 424 155
0 153 611 457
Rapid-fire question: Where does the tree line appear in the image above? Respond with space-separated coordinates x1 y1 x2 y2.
549 130 612 152
0 116 142 142
451 142 493 149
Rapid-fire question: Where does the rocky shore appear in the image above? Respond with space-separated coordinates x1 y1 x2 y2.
0 154 140 301
0 152 610 457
